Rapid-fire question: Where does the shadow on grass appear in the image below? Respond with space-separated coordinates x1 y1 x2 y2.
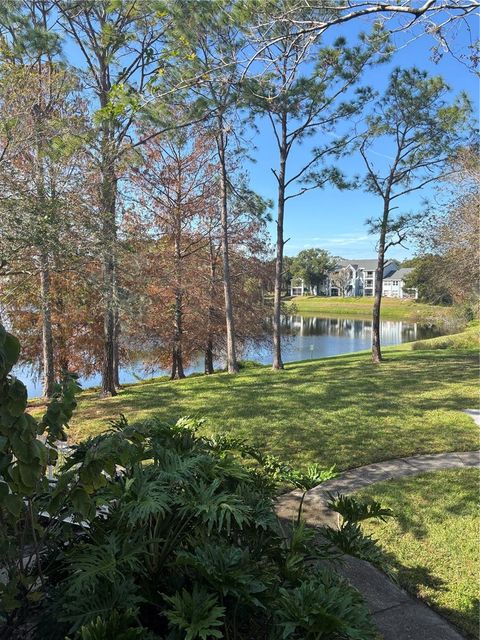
366 470 480 539
382 557 478 639
70 347 479 470
396 563 447 594
359 523 477 638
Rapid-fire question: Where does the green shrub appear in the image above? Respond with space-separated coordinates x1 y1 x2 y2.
0 324 81 630
237 359 263 370
34 417 379 639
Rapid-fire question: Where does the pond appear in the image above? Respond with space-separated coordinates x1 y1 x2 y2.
18 315 440 398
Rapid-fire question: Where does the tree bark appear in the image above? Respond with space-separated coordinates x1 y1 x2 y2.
170 199 185 379
272 112 288 370
33 58 55 399
98 58 118 396
217 120 238 374
39 251 55 398
100 160 118 396
171 288 185 380
372 200 390 364
113 307 120 388
204 339 214 374
205 244 217 375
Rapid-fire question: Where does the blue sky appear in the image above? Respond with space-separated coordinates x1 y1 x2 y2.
245 19 479 261
61 11 478 263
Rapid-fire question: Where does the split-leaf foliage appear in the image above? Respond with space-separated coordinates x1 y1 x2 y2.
0 324 392 639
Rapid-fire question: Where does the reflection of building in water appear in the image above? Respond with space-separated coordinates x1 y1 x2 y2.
378 320 418 343
286 315 419 342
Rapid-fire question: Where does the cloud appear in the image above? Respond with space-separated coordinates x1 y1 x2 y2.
285 232 376 258
288 233 372 250
285 232 411 261
321 234 371 247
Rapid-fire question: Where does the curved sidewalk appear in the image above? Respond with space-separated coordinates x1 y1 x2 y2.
276 450 480 640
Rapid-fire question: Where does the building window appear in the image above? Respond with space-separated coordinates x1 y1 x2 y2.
366 271 374 277
364 289 373 296
365 279 373 287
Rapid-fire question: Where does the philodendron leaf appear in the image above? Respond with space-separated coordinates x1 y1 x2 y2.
3 334 20 370
0 481 8 499
4 493 23 517
71 487 95 519
163 585 225 640
6 379 28 416
18 461 41 488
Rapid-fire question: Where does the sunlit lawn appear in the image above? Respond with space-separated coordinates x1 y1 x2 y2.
59 340 479 472
287 295 451 321
358 469 480 638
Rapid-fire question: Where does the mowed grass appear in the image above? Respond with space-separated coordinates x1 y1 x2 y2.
412 321 480 351
287 295 451 321
357 469 480 638
58 335 479 472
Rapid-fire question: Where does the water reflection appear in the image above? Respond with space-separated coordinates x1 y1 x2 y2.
18 315 440 397
266 315 438 364
285 315 427 341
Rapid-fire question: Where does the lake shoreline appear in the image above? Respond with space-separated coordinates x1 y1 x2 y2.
23 313 442 400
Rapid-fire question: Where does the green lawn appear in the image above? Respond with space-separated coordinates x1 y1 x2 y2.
55 331 479 473
357 469 480 638
287 295 452 321
412 321 480 351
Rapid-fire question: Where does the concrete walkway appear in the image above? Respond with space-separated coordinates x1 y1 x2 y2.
463 408 480 426
276 450 480 640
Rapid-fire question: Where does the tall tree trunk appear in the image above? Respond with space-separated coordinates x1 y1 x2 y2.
272 113 288 370
34 59 55 398
102 261 116 395
113 307 120 388
217 123 238 374
372 200 390 364
113 260 120 387
100 160 118 396
171 288 185 380
205 248 216 375
205 338 214 375
171 218 185 380
98 55 118 397
39 251 55 398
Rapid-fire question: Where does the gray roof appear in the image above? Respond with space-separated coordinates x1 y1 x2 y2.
383 268 413 281
334 259 398 271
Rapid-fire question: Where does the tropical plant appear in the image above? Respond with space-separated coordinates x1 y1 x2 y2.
18 415 385 639
0 325 391 639
0 323 81 632
320 493 394 570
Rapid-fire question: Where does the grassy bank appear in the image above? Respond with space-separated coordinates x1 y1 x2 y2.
358 469 479 637
52 327 479 472
412 320 480 350
287 295 452 322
